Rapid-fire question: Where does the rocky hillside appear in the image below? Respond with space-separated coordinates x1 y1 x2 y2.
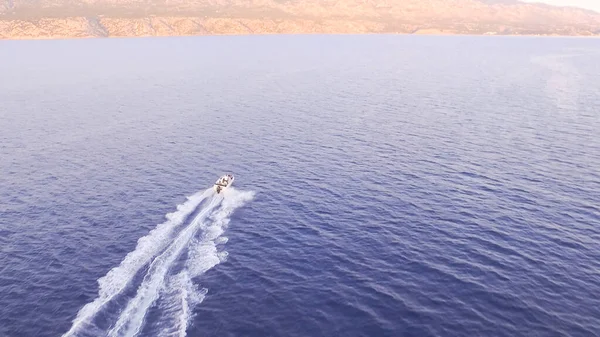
1 0 599 39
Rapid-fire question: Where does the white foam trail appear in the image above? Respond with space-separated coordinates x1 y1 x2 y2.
156 188 256 337
108 195 223 337
155 272 207 337
215 237 229 245
62 189 212 337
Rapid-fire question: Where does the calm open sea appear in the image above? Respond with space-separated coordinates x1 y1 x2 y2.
1 35 599 337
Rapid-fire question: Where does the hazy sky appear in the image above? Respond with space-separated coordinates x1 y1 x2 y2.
524 0 600 12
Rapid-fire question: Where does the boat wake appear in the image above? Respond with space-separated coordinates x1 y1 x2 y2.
62 187 255 337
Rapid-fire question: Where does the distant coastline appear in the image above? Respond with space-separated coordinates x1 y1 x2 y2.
2 0 600 40
1 16 599 40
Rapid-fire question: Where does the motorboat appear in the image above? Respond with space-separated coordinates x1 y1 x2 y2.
214 174 234 194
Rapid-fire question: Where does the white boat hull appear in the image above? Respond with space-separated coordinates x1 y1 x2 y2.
214 174 234 194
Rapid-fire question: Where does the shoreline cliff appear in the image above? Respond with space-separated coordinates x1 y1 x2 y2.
1 0 599 40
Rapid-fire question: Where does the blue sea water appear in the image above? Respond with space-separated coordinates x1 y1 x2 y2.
1 35 599 337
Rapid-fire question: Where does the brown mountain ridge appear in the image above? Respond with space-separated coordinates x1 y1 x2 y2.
1 0 599 39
